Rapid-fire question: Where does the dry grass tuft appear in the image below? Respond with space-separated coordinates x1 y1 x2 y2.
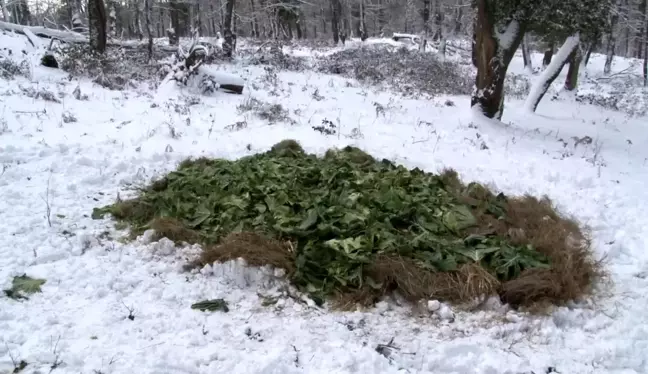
150 217 202 244
426 170 604 308
187 232 295 274
333 254 500 310
494 195 605 306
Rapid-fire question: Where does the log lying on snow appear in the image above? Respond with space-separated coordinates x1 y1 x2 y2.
0 20 178 52
210 71 244 94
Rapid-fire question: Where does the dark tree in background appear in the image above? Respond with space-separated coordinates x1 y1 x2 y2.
331 0 342 44
472 0 611 119
88 0 107 53
223 0 236 57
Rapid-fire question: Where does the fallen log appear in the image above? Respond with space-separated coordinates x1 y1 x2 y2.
0 20 179 52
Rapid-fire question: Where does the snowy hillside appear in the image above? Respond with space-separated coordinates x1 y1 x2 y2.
1 31 648 374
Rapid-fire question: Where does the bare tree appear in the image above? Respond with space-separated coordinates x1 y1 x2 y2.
604 0 622 74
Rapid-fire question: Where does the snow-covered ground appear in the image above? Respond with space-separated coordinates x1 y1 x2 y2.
1 31 648 374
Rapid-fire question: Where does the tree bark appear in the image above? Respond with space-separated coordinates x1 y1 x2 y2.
472 0 525 119
454 0 462 35
565 46 582 91
542 42 554 67
522 34 532 73
637 0 646 58
223 0 236 57
421 0 430 51
644 0 648 85
144 0 153 61
168 0 180 44
525 34 580 112
88 0 107 53
604 0 620 75
331 0 341 44
432 0 442 42
249 0 258 37
107 0 116 38
1 0 10 22
359 0 366 41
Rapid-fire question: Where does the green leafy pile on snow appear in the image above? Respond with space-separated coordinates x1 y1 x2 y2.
93 140 564 306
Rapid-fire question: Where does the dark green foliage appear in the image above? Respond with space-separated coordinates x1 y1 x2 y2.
3 275 46 300
94 141 551 302
479 0 610 39
191 299 229 312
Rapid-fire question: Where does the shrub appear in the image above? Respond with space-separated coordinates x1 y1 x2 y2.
316 46 472 97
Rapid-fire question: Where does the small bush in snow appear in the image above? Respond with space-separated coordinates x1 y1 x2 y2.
237 97 294 124
504 73 531 100
312 118 337 136
242 43 308 71
0 118 8 134
0 57 30 79
58 45 158 90
19 86 61 103
62 111 77 123
316 45 472 97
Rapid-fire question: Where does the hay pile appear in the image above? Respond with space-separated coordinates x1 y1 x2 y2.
93 140 601 308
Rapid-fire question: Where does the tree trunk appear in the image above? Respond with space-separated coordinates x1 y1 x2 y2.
331 0 341 44
320 5 327 34
1 0 10 21
637 0 646 58
223 0 236 57
421 0 430 51
645 0 648 85
604 0 620 75
432 0 442 41
359 0 366 41
144 0 153 61
88 0 107 53
209 2 217 36
543 42 554 67
583 38 597 67
525 33 580 112
565 46 582 91
522 34 532 73
472 0 525 119
377 0 385 35
249 0 258 37
296 19 303 39
168 0 180 45
454 0 462 35
107 0 116 38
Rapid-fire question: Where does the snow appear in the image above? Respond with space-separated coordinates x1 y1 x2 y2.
495 20 520 51
1 32 648 374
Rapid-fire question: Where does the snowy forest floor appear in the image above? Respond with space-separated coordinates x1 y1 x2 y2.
1 32 648 374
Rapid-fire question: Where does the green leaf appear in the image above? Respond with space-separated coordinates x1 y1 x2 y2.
443 205 477 231
188 204 212 227
299 208 319 230
3 274 46 300
457 247 500 262
191 299 229 312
